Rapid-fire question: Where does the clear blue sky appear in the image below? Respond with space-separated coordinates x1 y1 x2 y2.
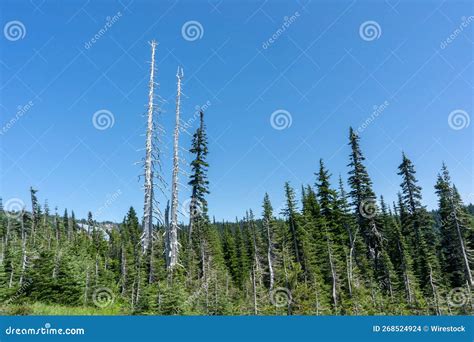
1 0 473 223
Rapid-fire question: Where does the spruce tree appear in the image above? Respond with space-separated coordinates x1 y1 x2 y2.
435 164 473 289
347 127 392 298
397 153 442 310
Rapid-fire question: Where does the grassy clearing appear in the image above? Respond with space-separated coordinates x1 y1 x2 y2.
0 302 125 315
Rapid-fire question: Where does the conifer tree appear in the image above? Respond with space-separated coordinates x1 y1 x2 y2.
397 153 442 309
435 164 473 289
347 127 392 297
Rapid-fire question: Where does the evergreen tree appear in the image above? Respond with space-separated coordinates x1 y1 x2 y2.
397 153 443 311
347 127 393 298
435 164 473 290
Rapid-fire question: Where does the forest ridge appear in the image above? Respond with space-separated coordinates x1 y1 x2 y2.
0 120 472 315
1 37 473 316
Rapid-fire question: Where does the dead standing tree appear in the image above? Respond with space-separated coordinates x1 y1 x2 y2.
140 40 166 285
166 66 184 271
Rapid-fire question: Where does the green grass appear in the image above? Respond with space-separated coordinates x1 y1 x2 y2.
0 302 125 315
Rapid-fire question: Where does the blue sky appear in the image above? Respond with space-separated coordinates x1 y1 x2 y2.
0 0 472 223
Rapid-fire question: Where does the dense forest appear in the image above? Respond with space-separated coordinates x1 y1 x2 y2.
1 42 473 316
0 116 473 315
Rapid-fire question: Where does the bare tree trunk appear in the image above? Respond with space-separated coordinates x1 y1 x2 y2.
252 263 258 315
5 217 10 247
428 264 441 315
52 250 61 279
19 210 27 286
142 40 157 253
135 269 141 308
121 245 127 295
202 246 209 313
0 238 4 266
398 241 413 304
449 192 473 287
131 279 136 311
327 238 338 310
346 226 358 298
264 218 274 289
167 69 183 270
8 268 14 288
84 266 90 306
95 255 99 285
